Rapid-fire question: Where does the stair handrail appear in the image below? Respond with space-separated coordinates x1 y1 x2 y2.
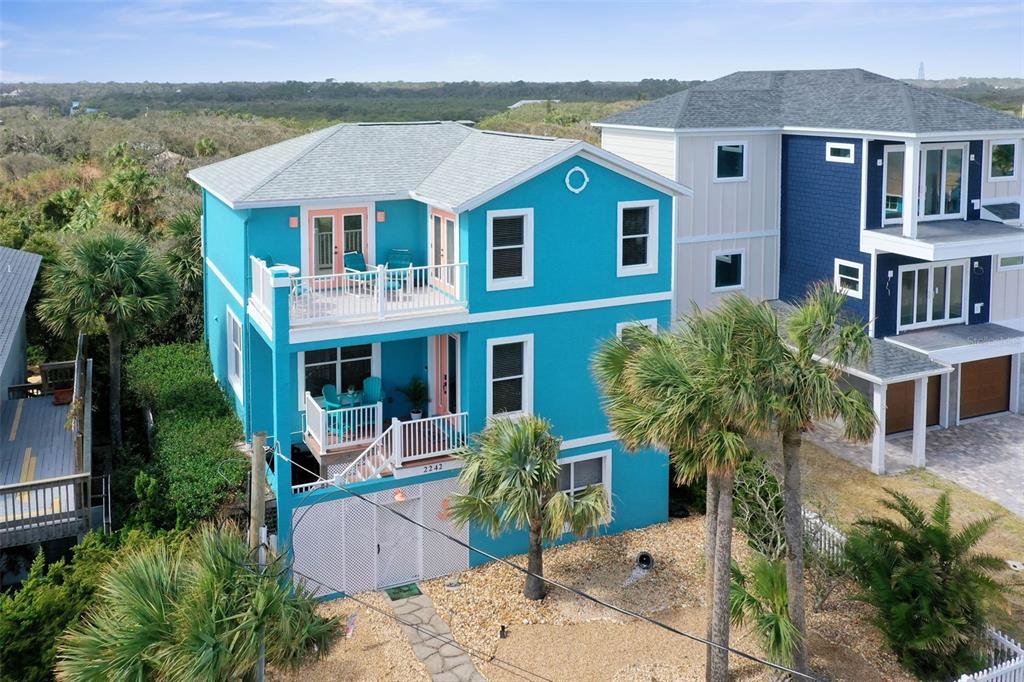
334 419 396 484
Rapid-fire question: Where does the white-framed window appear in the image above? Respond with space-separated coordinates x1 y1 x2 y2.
225 306 243 400
989 140 1017 182
616 199 659 277
998 253 1024 271
558 450 612 519
616 319 658 339
882 145 905 224
714 141 747 182
486 208 534 291
833 259 864 299
486 334 533 418
826 142 855 164
919 142 967 220
896 260 968 332
298 343 380 408
711 249 744 291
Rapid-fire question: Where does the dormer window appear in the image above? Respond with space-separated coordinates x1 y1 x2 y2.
714 141 747 181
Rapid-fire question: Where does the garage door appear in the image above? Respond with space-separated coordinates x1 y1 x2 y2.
885 375 941 435
960 356 1011 420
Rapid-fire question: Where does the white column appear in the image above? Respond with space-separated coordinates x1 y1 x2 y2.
912 377 928 468
872 382 887 475
902 140 919 238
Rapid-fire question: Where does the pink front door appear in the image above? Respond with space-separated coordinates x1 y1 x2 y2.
308 207 370 276
433 334 459 415
428 208 458 295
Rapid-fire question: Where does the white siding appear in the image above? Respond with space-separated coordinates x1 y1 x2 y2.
676 133 780 237
991 266 1024 325
982 138 1024 201
675 236 780 311
600 128 677 181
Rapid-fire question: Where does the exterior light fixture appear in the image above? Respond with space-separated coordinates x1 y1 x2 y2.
376 210 386 222
393 489 407 502
288 216 299 228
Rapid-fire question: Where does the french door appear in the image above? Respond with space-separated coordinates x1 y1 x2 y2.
919 143 966 220
897 260 967 332
307 207 369 276
428 208 458 295
433 334 459 416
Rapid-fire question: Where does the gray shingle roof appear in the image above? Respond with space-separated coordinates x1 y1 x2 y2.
0 246 42 377
986 202 1021 221
598 69 1024 134
188 121 579 209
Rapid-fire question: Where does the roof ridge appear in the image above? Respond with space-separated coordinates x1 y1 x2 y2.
409 125 478 192
897 80 919 133
239 123 349 202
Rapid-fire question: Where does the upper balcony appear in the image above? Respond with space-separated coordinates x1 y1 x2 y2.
250 255 468 334
862 218 1024 262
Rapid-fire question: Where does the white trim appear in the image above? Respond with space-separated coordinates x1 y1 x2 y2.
825 142 856 164
616 318 657 338
560 433 617 451
987 139 1019 183
859 139 869 233
564 166 589 194
711 248 745 292
713 140 748 182
676 229 779 245
247 302 273 342
296 342 381 410
206 258 244 307
486 207 534 291
886 335 1023 366
289 291 673 344
917 142 969 221
616 199 659 277
894 260 970 333
486 333 534 418
881 144 905 226
225 306 244 401
592 121 1024 142
867 251 877 337
557 448 612 507
997 253 1024 272
859 229 1024 262
833 258 864 299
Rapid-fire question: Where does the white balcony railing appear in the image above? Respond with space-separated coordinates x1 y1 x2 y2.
250 255 276 320
303 392 383 453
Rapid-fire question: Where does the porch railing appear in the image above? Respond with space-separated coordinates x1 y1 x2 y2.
0 473 91 545
251 255 276 319
295 411 470 492
303 392 383 453
286 262 467 325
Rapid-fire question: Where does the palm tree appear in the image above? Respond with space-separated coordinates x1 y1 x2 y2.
730 557 800 666
56 524 339 681
161 207 203 297
194 137 218 157
718 286 876 675
593 314 767 681
38 229 178 448
100 160 159 234
448 415 610 600
844 490 1007 678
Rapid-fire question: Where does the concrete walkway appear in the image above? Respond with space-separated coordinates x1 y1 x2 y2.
390 593 486 682
808 413 1024 517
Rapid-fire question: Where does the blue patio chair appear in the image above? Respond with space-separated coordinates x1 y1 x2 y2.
343 251 376 294
362 376 384 404
383 249 413 293
322 384 341 409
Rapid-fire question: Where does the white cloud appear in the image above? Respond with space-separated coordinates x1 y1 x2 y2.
0 69 50 82
229 38 277 50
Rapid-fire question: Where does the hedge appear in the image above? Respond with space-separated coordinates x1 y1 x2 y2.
125 343 246 529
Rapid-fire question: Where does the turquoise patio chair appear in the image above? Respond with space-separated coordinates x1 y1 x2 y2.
383 249 413 293
362 376 383 404
322 384 341 409
343 251 377 291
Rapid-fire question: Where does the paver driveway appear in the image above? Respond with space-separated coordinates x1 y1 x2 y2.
808 413 1024 517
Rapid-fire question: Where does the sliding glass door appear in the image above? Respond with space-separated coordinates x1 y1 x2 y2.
898 260 967 331
919 144 966 219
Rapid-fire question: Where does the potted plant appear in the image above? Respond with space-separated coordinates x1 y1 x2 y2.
398 376 429 420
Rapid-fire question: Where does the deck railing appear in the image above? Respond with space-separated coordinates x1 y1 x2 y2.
251 255 276 319
303 393 383 453
0 473 91 545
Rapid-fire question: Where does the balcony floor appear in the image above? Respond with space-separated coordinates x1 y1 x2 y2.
1 396 75 486
873 218 1024 244
289 284 466 327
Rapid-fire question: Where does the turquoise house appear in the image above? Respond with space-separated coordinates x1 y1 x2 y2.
189 121 691 597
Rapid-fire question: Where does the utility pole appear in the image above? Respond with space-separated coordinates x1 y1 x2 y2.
249 432 267 550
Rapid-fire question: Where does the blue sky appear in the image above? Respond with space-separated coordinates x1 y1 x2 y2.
1 0 1022 83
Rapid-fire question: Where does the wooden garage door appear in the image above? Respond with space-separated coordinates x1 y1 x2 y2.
960 356 1011 420
885 375 941 435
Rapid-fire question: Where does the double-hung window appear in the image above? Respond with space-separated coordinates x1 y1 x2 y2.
833 259 864 299
989 140 1017 182
303 344 375 402
558 451 611 520
487 208 533 290
617 200 659 277
226 307 243 399
714 141 747 181
487 335 533 417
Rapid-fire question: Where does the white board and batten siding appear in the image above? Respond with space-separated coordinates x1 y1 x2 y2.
990 266 1024 327
982 137 1024 202
291 476 469 597
600 128 678 183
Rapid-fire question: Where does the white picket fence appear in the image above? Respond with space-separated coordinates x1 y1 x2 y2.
801 508 1024 682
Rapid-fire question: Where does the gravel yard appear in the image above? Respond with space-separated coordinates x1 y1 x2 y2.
272 517 912 681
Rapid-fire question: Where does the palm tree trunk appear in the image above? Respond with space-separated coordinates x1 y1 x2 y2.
782 429 808 675
108 326 123 451
709 470 734 682
704 473 720 682
524 520 545 600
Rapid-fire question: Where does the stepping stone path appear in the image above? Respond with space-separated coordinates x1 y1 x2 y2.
390 593 487 682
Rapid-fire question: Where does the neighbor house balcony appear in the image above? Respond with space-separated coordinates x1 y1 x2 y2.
861 218 1024 261
249 256 467 334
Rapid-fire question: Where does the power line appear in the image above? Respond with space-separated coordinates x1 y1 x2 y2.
276 449 821 681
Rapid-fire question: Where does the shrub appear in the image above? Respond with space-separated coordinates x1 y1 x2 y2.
844 490 1008 679
730 557 800 666
125 343 246 529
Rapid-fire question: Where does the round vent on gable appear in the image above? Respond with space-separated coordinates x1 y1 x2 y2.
565 166 589 194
